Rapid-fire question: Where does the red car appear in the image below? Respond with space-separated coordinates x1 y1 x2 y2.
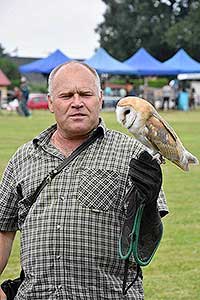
27 93 49 110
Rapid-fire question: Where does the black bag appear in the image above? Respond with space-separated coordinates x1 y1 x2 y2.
1 127 103 299
1 271 24 300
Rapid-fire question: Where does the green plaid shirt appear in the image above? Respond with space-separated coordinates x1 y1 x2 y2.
0 120 168 299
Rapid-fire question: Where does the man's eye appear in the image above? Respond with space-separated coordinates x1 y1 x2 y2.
60 94 72 99
80 92 93 97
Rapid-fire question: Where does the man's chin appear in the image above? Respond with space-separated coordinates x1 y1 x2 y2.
65 126 92 139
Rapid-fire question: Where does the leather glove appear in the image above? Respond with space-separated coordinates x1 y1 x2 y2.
129 150 163 263
119 151 163 295
129 150 162 207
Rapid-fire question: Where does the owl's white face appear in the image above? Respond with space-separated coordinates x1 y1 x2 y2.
116 105 137 130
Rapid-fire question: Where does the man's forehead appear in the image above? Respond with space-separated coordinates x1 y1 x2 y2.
56 86 95 93
50 63 100 95
55 63 95 79
52 66 97 90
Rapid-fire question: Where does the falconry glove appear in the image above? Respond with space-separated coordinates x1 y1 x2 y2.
119 150 163 266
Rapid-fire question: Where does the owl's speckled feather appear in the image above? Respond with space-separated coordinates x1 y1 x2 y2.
116 96 199 171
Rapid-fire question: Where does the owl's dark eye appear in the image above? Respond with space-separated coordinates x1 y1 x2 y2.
124 109 130 116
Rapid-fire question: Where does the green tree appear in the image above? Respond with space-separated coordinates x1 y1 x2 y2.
0 43 7 57
0 58 20 87
96 0 199 61
164 2 200 60
0 44 21 86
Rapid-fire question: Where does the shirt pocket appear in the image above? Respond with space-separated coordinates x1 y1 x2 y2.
78 168 120 211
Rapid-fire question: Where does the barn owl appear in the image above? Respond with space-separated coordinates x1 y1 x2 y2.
116 96 199 171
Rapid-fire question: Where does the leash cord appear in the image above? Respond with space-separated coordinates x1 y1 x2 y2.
122 260 140 295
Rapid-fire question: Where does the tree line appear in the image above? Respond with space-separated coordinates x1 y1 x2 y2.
1 0 200 85
95 0 200 62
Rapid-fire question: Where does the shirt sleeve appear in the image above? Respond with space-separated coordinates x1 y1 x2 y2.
157 188 169 218
0 159 19 231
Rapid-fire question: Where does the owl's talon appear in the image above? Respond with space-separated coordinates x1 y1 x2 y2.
152 153 165 165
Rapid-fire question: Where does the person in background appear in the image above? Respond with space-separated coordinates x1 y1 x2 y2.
13 86 22 100
0 61 168 300
161 82 172 110
170 79 179 109
101 80 113 96
125 80 137 96
189 87 196 109
119 87 127 97
6 87 22 114
104 85 113 96
19 77 31 117
178 87 189 111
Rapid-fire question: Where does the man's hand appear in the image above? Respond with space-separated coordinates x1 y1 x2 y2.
129 150 162 205
0 287 7 300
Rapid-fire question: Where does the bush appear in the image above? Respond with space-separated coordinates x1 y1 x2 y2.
105 76 173 89
148 78 169 88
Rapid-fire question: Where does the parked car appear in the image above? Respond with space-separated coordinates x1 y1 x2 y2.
27 93 48 110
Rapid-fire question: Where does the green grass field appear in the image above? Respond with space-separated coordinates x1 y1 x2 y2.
0 109 200 299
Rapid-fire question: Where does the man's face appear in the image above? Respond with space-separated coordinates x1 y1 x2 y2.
48 64 103 138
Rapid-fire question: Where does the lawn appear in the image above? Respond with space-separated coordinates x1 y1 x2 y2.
0 108 200 299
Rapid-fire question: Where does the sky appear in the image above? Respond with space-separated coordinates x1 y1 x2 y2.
0 0 106 59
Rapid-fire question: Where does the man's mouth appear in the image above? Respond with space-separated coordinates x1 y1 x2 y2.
69 113 86 118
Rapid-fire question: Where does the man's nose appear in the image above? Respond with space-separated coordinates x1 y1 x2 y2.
71 93 83 108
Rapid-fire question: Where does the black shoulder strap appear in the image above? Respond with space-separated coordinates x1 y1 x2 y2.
29 127 103 203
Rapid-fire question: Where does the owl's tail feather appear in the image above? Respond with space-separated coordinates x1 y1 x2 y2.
187 151 199 165
174 160 189 171
174 151 199 172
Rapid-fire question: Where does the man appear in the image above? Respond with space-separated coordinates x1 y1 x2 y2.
0 62 168 299
125 80 136 96
161 83 172 110
19 77 31 117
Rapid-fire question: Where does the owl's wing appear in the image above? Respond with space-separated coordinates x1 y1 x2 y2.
153 110 181 142
145 111 183 162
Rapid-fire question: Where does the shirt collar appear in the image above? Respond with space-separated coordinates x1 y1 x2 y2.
33 124 57 148
33 118 108 148
97 118 107 137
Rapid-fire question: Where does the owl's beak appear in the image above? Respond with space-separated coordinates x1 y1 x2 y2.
120 108 131 125
121 108 131 125
121 118 126 125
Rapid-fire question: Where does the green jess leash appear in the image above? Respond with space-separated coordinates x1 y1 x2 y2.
119 195 163 266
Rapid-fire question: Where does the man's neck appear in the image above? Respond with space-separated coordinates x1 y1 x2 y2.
51 130 89 157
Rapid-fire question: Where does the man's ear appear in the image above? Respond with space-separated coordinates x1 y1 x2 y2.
48 94 54 113
99 90 103 109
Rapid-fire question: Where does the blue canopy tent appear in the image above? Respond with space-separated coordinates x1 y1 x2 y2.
84 48 136 75
19 49 71 74
162 48 200 74
124 48 176 76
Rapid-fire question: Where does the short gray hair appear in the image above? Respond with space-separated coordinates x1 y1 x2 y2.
48 61 102 96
